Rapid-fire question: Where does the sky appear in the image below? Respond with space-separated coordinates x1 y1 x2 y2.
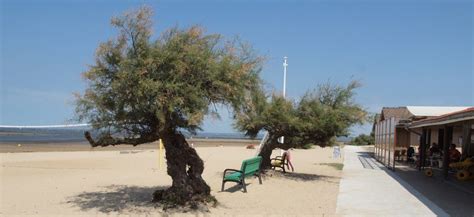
1 0 473 135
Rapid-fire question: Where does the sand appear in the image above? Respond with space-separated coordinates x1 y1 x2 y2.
0 139 260 153
1 146 342 216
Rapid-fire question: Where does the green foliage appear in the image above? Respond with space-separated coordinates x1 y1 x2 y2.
299 143 314 149
235 80 367 148
235 92 298 139
351 133 375 146
294 81 367 147
75 7 263 143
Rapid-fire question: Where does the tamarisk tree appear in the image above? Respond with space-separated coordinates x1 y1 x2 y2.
294 81 367 146
235 81 367 168
75 7 263 205
235 89 299 167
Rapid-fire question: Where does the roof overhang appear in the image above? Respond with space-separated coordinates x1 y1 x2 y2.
409 107 474 129
406 106 469 117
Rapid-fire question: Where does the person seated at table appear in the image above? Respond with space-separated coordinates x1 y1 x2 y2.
429 143 441 156
407 146 415 163
449 144 461 163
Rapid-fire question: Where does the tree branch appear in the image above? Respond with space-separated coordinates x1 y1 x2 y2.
84 131 159 147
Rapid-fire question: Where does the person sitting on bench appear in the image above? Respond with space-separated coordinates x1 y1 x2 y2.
429 142 441 156
407 146 415 163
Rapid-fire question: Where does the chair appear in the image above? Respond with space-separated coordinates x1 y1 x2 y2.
271 152 288 173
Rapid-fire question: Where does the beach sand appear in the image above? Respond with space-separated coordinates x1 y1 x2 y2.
1 145 342 216
0 138 260 153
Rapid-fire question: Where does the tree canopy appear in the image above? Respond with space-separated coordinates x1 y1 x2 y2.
295 81 367 146
76 7 263 145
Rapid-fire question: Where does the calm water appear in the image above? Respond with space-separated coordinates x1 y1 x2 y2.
0 127 263 143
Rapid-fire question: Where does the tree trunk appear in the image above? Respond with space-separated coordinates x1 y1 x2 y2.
152 131 213 207
258 135 279 169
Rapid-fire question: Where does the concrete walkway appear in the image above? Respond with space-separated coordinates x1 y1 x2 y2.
336 146 449 217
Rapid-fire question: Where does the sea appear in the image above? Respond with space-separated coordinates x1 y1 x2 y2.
0 126 263 143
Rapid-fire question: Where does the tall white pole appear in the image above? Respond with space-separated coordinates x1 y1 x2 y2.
279 56 288 145
283 56 288 97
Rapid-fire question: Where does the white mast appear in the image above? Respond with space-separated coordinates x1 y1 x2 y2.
283 56 288 97
279 56 288 145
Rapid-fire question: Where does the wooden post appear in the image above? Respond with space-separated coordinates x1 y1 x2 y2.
386 118 393 169
419 128 426 171
442 126 453 179
427 129 431 148
374 123 379 160
461 121 471 159
392 126 396 171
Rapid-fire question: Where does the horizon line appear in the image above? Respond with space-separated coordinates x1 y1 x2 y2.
0 124 91 128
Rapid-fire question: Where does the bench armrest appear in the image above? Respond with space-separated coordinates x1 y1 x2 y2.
223 169 243 178
271 156 283 161
224 168 242 173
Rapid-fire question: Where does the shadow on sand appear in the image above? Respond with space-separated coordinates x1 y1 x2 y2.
66 185 163 214
67 185 215 215
267 170 339 183
221 183 251 193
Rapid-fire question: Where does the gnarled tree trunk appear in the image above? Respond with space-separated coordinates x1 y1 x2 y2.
258 135 281 169
153 131 212 206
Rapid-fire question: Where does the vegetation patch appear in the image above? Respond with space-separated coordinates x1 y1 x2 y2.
246 144 256 149
319 163 344 170
298 143 314 149
351 133 374 146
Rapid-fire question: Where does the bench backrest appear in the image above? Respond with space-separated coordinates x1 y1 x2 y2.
240 156 262 176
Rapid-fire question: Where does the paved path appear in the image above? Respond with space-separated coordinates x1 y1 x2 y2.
336 146 449 217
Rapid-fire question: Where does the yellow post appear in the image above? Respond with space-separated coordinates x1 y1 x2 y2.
159 139 164 170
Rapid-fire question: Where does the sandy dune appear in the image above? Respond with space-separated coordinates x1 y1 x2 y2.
1 146 342 216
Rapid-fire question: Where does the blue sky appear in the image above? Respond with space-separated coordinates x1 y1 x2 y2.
1 0 472 135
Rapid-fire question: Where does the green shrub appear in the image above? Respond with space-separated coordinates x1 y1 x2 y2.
351 134 374 146
320 163 344 170
300 143 314 149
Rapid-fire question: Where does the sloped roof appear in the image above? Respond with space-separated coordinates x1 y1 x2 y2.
410 107 474 128
381 107 412 120
378 106 470 123
406 106 470 117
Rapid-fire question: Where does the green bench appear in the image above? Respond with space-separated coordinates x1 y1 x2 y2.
221 156 263 192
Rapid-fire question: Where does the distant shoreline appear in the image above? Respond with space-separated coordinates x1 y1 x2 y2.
0 138 261 153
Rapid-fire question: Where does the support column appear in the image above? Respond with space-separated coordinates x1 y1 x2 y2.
427 129 431 147
461 121 471 159
419 128 426 171
442 125 453 179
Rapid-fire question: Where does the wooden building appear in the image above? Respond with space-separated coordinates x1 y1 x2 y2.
409 107 474 178
373 106 469 170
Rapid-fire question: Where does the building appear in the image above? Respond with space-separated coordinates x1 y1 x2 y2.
373 106 470 170
410 107 474 178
